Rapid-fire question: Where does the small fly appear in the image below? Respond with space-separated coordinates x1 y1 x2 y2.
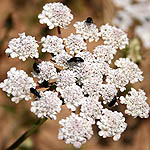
33 63 40 73
85 17 93 25
39 80 49 88
67 57 84 63
30 88 41 98
108 96 118 107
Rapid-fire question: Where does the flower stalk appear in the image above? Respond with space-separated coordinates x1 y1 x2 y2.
57 26 62 38
7 118 47 150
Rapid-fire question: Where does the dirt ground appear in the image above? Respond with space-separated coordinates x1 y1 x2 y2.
0 0 150 150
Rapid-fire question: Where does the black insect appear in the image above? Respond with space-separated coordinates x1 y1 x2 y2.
39 80 49 88
108 96 118 107
30 88 41 98
67 57 84 63
33 63 40 73
85 17 93 25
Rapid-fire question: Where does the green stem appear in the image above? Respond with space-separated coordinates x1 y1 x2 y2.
7 118 48 150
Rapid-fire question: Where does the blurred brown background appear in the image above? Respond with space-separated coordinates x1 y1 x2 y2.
0 0 150 150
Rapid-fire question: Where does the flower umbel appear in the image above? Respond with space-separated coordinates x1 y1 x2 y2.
74 19 100 42
120 88 150 118
58 113 93 148
0 67 36 103
64 33 87 55
112 0 150 49
97 109 127 141
31 91 62 120
99 24 129 50
32 61 57 84
5 33 39 61
41 35 65 55
38 2 73 29
1 2 150 149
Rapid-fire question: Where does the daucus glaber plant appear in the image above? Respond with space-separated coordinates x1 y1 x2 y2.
1 2 150 149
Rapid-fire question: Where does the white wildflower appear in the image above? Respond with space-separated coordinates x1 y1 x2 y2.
94 61 112 75
93 45 117 64
72 60 111 84
106 69 129 92
113 0 150 49
1 2 149 148
38 2 73 29
74 20 100 42
52 50 72 69
113 10 133 31
56 70 77 89
99 84 118 104
32 61 57 83
75 51 96 63
5 33 39 61
135 24 150 49
41 35 65 55
99 24 129 50
120 88 150 118
0 67 36 103
97 109 127 141
31 91 62 119
80 96 103 123
115 58 144 83
58 113 93 148
64 33 87 55
58 84 84 111
74 61 103 83
82 76 103 96
125 2 150 24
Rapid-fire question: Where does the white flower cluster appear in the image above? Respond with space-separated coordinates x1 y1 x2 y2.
64 34 87 55
93 45 117 64
81 76 102 96
32 61 57 83
52 50 72 69
112 0 150 48
99 24 129 50
106 68 129 92
120 88 150 118
58 113 93 148
115 58 144 83
97 109 127 141
80 96 103 123
99 84 118 104
73 60 104 82
135 24 150 49
31 91 62 119
1 2 149 149
74 20 100 42
106 58 143 92
38 2 73 29
41 35 65 55
56 70 76 88
113 10 133 31
0 67 36 103
125 1 150 24
58 84 84 111
75 51 95 63
5 33 39 61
